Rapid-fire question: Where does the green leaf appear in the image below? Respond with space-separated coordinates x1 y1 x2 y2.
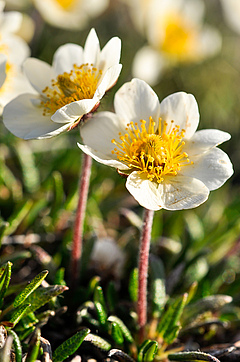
13 270 49 308
9 303 31 327
3 200 33 236
0 262 12 306
54 268 66 286
150 255 166 317
110 322 124 344
138 340 158 362
94 285 107 312
168 351 220 361
84 333 111 351
25 328 41 362
129 268 138 303
8 330 22 362
52 328 90 362
13 142 40 194
94 301 107 327
24 285 68 314
158 293 188 340
51 171 65 217
108 316 133 343
163 325 181 345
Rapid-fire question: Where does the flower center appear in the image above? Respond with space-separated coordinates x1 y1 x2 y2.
161 13 196 60
111 117 192 183
55 0 77 10
41 63 102 116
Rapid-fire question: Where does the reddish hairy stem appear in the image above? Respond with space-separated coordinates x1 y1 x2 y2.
70 153 92 288
137 208 154 341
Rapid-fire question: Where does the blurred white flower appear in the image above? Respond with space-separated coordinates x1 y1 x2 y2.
132 0 222 85
0 0 31 110
90 238 125 278
220 0 240 34
3 28 122 139
78 78 233 211
33 0 109 30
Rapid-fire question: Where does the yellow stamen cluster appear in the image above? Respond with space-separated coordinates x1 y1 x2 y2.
55 0 76 10
111 117 192 183
41 63 102 116
161 14 196 60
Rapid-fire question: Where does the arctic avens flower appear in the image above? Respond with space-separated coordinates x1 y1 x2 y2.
3 28 122 139
132 0 222 85
78 78 233 211
0 0 31 110
33 0 109 30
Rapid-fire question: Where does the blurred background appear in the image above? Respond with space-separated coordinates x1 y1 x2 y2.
0 0 240 319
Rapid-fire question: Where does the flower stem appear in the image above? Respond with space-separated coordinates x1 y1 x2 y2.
137 208 154 342
70 153 92 288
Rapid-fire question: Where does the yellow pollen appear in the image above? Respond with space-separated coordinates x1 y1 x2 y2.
41 63 102 116
160 13 197 61
55 0 77 10
112 117 192 183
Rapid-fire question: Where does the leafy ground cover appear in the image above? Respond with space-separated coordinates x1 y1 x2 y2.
0 1 240 361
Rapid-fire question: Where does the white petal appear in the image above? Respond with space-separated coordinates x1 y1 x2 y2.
199 25 222 58
181 148 233 191
23 58 55 94
77 143 129 170
2 93 70 139
114 78 160 126
3 33 30 65
126 172 163 210
53 43 84 75
160 92 199 139
99 37 121 74
51 98 98 123
0 54 7 88
95 64 122 99
80 111 128 158
0 11 22 33
127 173 209 211
132 46 166 86
184 129 231 156
83 28 100 65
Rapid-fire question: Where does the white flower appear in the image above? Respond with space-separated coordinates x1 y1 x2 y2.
90 238 125 278
220 0 240 34
33 0 109 30
3 28 122 139
132 0 222 85
78 78 233 211
0 1 31 110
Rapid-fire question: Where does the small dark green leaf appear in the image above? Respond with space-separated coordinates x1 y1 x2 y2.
158 293 188 339
110 322 124 344
94 285 107 311
25 328 41 362
24 285 68 314
84 333 111 351
163 325 181 345
129 268 138 303
54 268 66 286
94 301 107 327
168 351 220 361
13 270 49 308
108 316 133 343
9 303 31 327
8 330 22 362
138 340 158 362
0 262 12 307
52 328 90 362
